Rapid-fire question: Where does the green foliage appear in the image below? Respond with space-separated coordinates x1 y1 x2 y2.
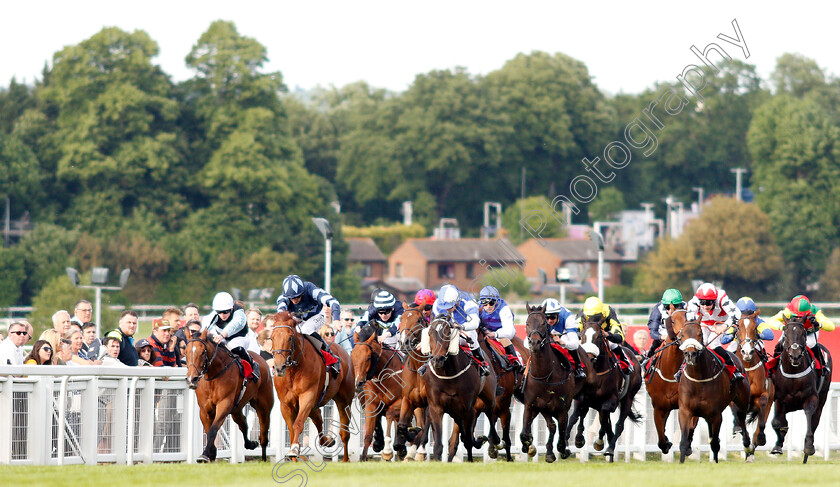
27 273 127 337
343 223 426 254
480 268 531 300
501 196 567 245
588 187 626 222
0 246 25 307
16 223 80 304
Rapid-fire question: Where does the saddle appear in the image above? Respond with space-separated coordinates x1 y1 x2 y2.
612 347 633 373
706 348 736 378
236 358 253 379
549 343 577 369
486 337 517 370
460 345 488 367
304 334 339 367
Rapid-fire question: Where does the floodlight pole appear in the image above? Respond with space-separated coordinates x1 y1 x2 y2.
312 218 334 294
66 267 130 337
589 230 605 301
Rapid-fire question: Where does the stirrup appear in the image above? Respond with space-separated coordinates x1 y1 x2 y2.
478 363 490 377
574 367 586 379
417 365 427 377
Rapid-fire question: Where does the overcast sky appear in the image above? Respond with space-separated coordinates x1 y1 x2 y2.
1 1 836 96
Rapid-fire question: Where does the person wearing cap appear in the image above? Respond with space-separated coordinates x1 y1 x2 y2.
104 311 140 366
766 295 835 376
413 289 436 321
645 289 687 359
355 290 403 348
427 284 489 377
202 291 260 381
275 274 342 377
135 339 156 366
720 297 774 352
148 318 180 367
478 285 524 372
541 297 586 379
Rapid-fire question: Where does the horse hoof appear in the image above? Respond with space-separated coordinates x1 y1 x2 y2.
593 439 604 451
545 452 556 463
372 440 384 452
575 436 585 449
803 455 809 464
770 446 783 455
733 426 742 436
757 433 766 446
746 454 754 464
382 451 394 461
197 455 211 463
244 440 259 450
605 450 614 462
488 447 498 459
528 445 537 457
659 441 672 454
560 448 571 460
805 445 816 457
475 435 488 448
415 452 426 462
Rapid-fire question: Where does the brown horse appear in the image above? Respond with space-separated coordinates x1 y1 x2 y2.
732 310 775 460
645 307 687 454
269 311 355 461
520 304 576 462
424 313 485 461
677 321 750 463
567 319 642 462
770 317 833 463
351 323 405 461
185 330 273 462
477 328 520 461
393 305 432 460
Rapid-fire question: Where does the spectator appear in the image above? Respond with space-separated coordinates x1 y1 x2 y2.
66 328 100 365
82 322 99 359
0 321 30 365
184 303 201 323
246 308 263 354
174 305 196 349
38 329 62 365
24 340 53 365
104 311 140 366
148 319 179 367
58 339 74 364
633 329 649 358
262 314 277 330
71 300 93 327
319 324 336 346
52 310 72 338
135 339 156 366
257 329 274 369
100 336 127 367
177 319 202 365
334 310 356 354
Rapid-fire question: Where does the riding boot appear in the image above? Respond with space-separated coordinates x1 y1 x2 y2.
232 346 260 382
472 347 490 377
647 338 663 359
312 332 340 378
810 345 828 376
417 364 427 376
504 344 525 373
573 361 587 380
715 347 744 383
674 362 684 381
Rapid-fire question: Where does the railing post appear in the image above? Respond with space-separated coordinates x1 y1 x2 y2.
0 377 12 464
140 378 156 463
81 377 98 464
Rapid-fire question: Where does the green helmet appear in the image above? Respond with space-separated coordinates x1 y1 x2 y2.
661 288 683 305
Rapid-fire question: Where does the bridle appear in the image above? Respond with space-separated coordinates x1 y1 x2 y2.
399 308 428 352
186 336 229 381
526 309 549 349
271 325 299 373
782 320 809 368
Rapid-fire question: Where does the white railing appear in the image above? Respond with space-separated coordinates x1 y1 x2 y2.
1 366 838 465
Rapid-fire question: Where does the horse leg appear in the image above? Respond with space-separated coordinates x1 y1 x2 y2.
519 405 536 457
756 389 772 447
500 407 513 462
770 400 788 455
230 407 259 451
570 402 588 449
653 405 673 454
556 408 572 460
287 393 318 458
565 400 580 445
678 408 695 464
462 411 477 463
254 399 271 461
335 395 354 463
448 421 461 462
708 414 723 463
598 406 616 462
393 396 413 459
360 401 378 461
544 414 556 463
197 406 216 462
802 395 820 461
428 405 445 461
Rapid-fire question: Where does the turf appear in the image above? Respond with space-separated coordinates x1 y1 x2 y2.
3 456 840 487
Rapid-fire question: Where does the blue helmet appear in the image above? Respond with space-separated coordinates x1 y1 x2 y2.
282 275 305 298
437 284 461 309
479 286 500 302
736 297 757 314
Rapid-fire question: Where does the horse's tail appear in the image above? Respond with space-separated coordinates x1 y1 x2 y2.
746 410 759 425
628 406 643 425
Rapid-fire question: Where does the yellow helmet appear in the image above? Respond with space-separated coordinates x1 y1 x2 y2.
583 296 605 317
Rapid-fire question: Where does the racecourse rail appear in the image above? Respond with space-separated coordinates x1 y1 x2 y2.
0 366 838 465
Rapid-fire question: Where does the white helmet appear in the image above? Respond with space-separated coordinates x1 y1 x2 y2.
212 292 234 312
437 284 461 309
541 298 563 314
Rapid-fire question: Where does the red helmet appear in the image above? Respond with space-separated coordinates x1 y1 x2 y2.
786 295 812 317
414 289 436 307
694 282 718 301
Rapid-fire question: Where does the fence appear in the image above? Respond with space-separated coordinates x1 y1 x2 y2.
1 366 839 465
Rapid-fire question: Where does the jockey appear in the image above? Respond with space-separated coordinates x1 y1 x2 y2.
720 297 774 350
275 274 342 377
477 285 524 372
356 290 402 348
683 282 745 383
414 289 436 321
543 297 586 379
646 288 686 358
202 292 259 382
766 295 835 376
575 296 633 374
427 284 489 376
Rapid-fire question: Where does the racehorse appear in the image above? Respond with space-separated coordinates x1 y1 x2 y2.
477 327 520 461
645 308 686 454
567 318 642 462
677 320 750 463
732 310 775 460
519 304 576 462
269 311 355 461
185 329 273 462
393 305 432 461
423 313 486 461
770 317 833 463
351 323 405 461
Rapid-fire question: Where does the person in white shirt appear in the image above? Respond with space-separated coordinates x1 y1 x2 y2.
0 322 31 365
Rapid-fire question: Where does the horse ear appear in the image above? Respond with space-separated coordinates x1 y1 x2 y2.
754 308 761 316
525 301 531 312
366 331 377 343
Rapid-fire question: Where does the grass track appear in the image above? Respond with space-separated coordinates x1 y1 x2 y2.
3 456 840 487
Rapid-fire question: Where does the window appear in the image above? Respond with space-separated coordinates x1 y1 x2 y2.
603 263 611 280
395 263 403 278
438 264 455 279
466 263 475 278
356 264 372 278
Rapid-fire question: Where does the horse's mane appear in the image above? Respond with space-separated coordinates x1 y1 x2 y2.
357 322 377 342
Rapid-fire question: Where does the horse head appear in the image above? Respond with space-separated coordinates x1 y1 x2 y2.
270 311 300 377
351 323 381 394
185 329 213 389
398 306 428 355
782 316 808 367
678 321 705 366
664 306 687 341
579 319 607 359
525 303 549 352
426 314 460 369
736 311 760 362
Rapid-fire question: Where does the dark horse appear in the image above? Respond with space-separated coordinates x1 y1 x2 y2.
423 314 486 461
770 317 833 463
732 310 775 461
677 321 750 463
270 311 356 461
567 318 642 461
477 327 524 461
520 304 576 462
185 329 273 462
645 307 686 454
393 306 432 461
351 323 405 461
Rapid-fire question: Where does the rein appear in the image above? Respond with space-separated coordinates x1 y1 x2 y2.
271 325 299 370
186 337 232 382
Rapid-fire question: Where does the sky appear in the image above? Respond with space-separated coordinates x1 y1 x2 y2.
1 1 838 96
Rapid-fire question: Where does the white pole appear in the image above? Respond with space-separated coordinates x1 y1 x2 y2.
325 237 332 294
597 250 604 301
731 168 747 201
95 286 102 337
560 284 566 308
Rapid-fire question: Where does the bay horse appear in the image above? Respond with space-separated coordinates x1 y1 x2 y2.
351 323 405 461
520 304 575 462
477 327 520 461
269 311 355 461
393 305 432 461
770 317 833 463
645 307 686 454
732 310 774 460
185 329 273 462
567 318 642 461
423 313 486 461
677 320 750 463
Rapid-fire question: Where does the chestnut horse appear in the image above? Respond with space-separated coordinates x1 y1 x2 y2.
645 307 686 454
351 324 405 461
567 319 642 462
732 310 774 460
520 304 576 462
393 305 432 460
677 321 750 463
770 317 833 463
477 327 521 461
269 311 355 461
185 330 273 462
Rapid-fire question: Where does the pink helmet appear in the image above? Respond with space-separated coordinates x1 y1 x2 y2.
414 289 436 307
694 282 718 301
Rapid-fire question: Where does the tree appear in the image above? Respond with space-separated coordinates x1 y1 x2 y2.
588 187 626 222
771 53 826 98
500 196 567 245
818 247 840 301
